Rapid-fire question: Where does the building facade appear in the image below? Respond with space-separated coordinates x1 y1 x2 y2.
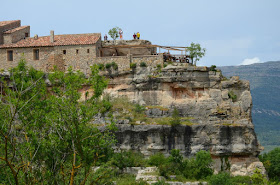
0 20 101 73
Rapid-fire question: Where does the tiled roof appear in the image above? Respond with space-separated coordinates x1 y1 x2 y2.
0 33 101 48
0 20 20 27
3 26 29 34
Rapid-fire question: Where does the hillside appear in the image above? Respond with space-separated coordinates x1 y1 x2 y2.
219 61 280 152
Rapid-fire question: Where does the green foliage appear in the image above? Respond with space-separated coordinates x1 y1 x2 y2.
186 42 206 66
152 180 169 185
110 150 147 170
192 150 214 179
251 168 268 185
112 61 118 70
130 63 137 69
140 62 147 67
108 27 120 40
97 63 105 71
163 63 167 68
259 147 280 181
210 65 217 71
170 108 181 126
134 104 145 114
228 91 237 102
230 175 251 184
0 60 115 184
209 172 232 185
106 63 112 69
148 153 168 167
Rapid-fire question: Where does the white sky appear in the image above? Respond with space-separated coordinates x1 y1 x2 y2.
1 0 280 66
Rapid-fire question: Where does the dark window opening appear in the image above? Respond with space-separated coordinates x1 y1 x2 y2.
63 50 66 54
33 49 39 60
7 50 13 61
25 33 29 38
76 49 79 54
87 49 90 53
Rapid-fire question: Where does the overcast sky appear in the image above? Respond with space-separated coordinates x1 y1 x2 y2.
1 0 280 66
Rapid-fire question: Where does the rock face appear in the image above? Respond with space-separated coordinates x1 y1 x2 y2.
103 64 265 175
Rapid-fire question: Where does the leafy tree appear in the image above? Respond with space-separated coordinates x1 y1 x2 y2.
209 172 232 185
108 27 120 40
259 147 280 181
0 60 116 184
170 108 181 126
186 42 206 66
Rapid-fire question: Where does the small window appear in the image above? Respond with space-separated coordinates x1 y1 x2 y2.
63 50 66 54
76 49 79 54
33 49 39 60
7 50 13 61
25 33 29 37
87 49 90 53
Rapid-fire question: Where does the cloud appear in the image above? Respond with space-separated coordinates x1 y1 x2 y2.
239 57 262 65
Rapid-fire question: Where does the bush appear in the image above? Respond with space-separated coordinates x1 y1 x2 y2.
140 62 147 67
105 63 112 69
130 63 137 69
209 65 217 71
170 108 181 126
111 61 118 70
134 104 145 114
209 172 232 185
97 63 105 71
148 153 168 167
193 150 214 179
110 150 147 170
163 63 167 68
231 175 251 184
259 147 280 181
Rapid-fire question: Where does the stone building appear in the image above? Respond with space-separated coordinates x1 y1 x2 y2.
0 20 163 73
0 20 102 73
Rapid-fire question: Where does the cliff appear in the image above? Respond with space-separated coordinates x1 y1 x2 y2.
101 64 265 176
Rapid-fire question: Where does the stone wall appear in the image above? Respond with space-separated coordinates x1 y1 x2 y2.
92 56 130 72
3 26 30 44
0 20 21 44
0 47 54 71
132 55 163 67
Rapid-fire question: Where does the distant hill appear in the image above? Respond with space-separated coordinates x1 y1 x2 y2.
219 61 280 153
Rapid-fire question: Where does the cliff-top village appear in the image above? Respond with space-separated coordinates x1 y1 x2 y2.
0 20 193 74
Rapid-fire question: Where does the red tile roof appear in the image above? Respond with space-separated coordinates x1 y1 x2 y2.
0 33 101 48
0 20 20 27
3 26 30 34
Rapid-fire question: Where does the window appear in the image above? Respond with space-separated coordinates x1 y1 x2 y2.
7 50 13 61
87 49 90 53
33 49 39 60
63 50 66 54
25 33 29 37
76 49 79 54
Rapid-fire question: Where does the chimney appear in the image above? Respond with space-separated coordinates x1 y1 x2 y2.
34 34 38 40
50 30 54 43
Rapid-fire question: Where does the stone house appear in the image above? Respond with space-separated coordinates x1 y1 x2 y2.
0 20 102 73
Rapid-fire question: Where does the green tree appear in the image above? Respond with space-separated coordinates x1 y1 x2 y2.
0 60 116 184
108 27 120 40
170 108 181 126
186 42 206 66
259 147 280 182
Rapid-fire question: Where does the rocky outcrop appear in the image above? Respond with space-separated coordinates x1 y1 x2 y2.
102 64 265 175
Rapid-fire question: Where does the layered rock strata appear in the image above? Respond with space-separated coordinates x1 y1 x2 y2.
102 64 265 175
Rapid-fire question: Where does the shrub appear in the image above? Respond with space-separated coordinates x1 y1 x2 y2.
97 63 105 71
152 180 169 185
228 91 237 102
163 63 167 68
105 63 112 69
111 61 118 70
208 172 232 185
230 175 251 184
134 104 145 114
193 150 214 179
130 63 137 69
170 108 181 126
110 150 147 170
209 65 217 71
148 153 168 167
259 147 280 181
140 62 147 67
